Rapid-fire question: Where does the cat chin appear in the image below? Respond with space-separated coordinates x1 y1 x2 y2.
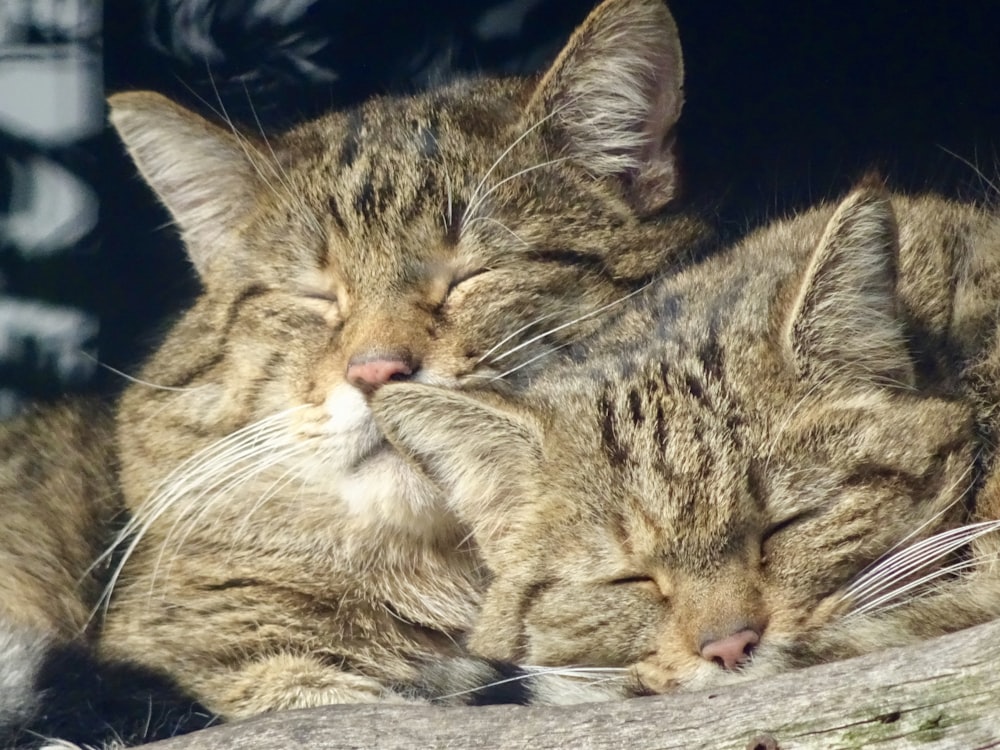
334 449 448 538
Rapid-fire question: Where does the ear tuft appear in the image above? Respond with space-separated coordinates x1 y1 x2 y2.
529 0 684 215
107 91 262 280
785 185 915 389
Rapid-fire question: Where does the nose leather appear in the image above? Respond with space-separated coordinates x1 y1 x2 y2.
346 353 414 394
699 627 760 670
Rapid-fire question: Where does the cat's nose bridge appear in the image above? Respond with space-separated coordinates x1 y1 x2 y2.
674 569 767 671
341 306 431 394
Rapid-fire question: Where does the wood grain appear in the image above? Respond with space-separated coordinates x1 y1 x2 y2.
147 619 1000 750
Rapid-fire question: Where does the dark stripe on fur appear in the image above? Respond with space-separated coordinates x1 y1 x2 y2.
4 642 216 749
401 657 532 706
530 248 612 278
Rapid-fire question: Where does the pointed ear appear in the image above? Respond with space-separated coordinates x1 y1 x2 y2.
371 384 542 545
784 185 915 389
107 91 263 281
528 0 684 215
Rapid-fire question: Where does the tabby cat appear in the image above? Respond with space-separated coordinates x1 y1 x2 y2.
0 0 714 744
374 182 1000 703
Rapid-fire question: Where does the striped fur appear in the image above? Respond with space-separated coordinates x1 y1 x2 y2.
1 0 713 744
375 184 1000 700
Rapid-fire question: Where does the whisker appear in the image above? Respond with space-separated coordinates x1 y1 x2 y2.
463 107 563 226
239 82 324 237
840 463 975 592
463 216 531 247
842 519 1000 615
848 556 988 618
434 665 627 702
88 408 305 620
475 311 562 365
492 283 652 364
155 442 308 590
80 351 203 392
490 342 572 381
464 156 572 227
937 144 999 196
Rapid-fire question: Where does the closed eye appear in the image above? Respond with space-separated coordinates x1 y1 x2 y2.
763 509 820 543
607 574 665 600
299 289 339 304
609 575 655 586
295 287 343 326
446 267 489 296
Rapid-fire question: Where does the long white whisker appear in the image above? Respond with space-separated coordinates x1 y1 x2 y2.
491 343 572 381
239 82 324 237
80 351 203 392
464 156 572 227
153 442 309 592
476 311 563 365
463 216 531 247
463 107 562 226
434 665 627 702
492 283 651 364
848 555 990 618
89 408 305 620
845 519 1000 605
842 520 1000 615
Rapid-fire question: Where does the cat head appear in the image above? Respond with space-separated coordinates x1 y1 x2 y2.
373 184 978 687
107 0 713 534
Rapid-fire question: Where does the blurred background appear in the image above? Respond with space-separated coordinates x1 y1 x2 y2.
2 0 999 417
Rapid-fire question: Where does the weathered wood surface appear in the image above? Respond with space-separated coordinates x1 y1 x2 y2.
150 619 1000 750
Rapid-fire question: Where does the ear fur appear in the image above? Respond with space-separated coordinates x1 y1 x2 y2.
371 383 541 545
529 0 684 215
784 183 915 389
107 91 263 281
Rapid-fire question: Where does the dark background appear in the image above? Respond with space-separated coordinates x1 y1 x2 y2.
3 0 999 411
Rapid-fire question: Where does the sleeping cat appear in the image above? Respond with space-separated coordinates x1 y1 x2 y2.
373 181 1000 703
0 0 715 745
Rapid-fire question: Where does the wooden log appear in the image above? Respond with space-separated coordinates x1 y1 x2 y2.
149 619 1000 750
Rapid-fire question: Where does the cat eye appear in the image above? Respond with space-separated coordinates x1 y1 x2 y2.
762 509 819 544
608 575 662 595
446 268 489 296
299 289 339 304
296 288 343 326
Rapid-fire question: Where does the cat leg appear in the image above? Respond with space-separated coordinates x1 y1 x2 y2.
202 653 419 718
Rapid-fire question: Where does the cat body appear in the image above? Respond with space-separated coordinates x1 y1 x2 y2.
375 183 1000 701
0 401 118 730
1 0 714 743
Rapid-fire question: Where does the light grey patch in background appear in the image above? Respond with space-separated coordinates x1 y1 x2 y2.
2 155 98 255
474 0 545 40
0 297 98 383
0 47 102 145
0 0 101 43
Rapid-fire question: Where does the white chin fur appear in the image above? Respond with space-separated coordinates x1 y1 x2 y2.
320 383 385 466
314 383 445 535
0 619 45 730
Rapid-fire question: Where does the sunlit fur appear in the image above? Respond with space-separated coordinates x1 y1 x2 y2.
0 0 717 732
375 184 1000 700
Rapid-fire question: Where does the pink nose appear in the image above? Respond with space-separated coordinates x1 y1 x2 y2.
700 628 761 670
346 354 414 394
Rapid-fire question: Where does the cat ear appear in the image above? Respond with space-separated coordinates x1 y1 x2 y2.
107 91 263 281
528 0 684 215
371 384 541 544
784 184 915 389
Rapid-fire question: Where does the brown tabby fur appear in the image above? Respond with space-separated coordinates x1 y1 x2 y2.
374 183 1000 696
0 401 118 643
0 0 715 723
